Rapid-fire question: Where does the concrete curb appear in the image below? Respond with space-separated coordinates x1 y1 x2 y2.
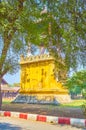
0 111 86 128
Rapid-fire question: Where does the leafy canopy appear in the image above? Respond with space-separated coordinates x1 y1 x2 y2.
0 0 86 78
65 70 86 90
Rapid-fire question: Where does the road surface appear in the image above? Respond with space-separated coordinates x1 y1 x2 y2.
0 117 85 130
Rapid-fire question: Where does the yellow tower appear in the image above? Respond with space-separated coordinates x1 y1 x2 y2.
19 54 70 104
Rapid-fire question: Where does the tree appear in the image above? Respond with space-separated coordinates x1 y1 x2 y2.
0 0 41 109
65 70 86 95
26 0 86 67
0 0 86 109
25 0 86 79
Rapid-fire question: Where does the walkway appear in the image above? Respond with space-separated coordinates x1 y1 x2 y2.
0 117 85 130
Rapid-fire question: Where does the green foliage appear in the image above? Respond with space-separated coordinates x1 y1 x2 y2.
37 0 86 71
65 68 86 116
82 89 86 99
70 86 81 95
0 0 37 77
0 0 86 78
65 70 86 90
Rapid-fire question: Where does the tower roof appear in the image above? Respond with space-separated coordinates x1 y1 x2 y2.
1 79 8 85
20 54 54 64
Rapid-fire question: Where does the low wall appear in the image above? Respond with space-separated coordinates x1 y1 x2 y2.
0 111 86 128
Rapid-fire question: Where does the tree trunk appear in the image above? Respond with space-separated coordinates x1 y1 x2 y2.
0 77 2 110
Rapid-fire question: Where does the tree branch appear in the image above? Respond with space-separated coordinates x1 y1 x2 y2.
0 0 26 75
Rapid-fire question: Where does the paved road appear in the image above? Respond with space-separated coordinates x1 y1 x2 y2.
0 117 85 130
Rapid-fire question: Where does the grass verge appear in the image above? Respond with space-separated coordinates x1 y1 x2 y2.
60 99 85 108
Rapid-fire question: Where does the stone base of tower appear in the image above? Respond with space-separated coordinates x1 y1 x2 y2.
12 94 71 105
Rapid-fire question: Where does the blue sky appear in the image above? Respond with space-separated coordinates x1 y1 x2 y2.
4 71 20 85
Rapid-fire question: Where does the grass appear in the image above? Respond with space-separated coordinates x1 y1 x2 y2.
2 101 11 104
60 99 85 108
2 98 85 108
2 99 12 104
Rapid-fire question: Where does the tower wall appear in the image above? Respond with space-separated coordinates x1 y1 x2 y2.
17 54 71 104
20 54 68 94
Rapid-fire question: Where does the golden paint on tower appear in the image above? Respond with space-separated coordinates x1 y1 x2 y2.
19 54 70 103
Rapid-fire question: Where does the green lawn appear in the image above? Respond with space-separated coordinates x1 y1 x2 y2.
60 99 86 108
2 99 86 108
2 99 12 104
2 101 11 104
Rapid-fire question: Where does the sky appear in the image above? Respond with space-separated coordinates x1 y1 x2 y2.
4 71 20 85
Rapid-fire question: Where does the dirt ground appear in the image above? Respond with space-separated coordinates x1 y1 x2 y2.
2 103 86 119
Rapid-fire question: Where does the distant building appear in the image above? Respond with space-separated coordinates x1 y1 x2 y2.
1 79 19 100
1 79 8 88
